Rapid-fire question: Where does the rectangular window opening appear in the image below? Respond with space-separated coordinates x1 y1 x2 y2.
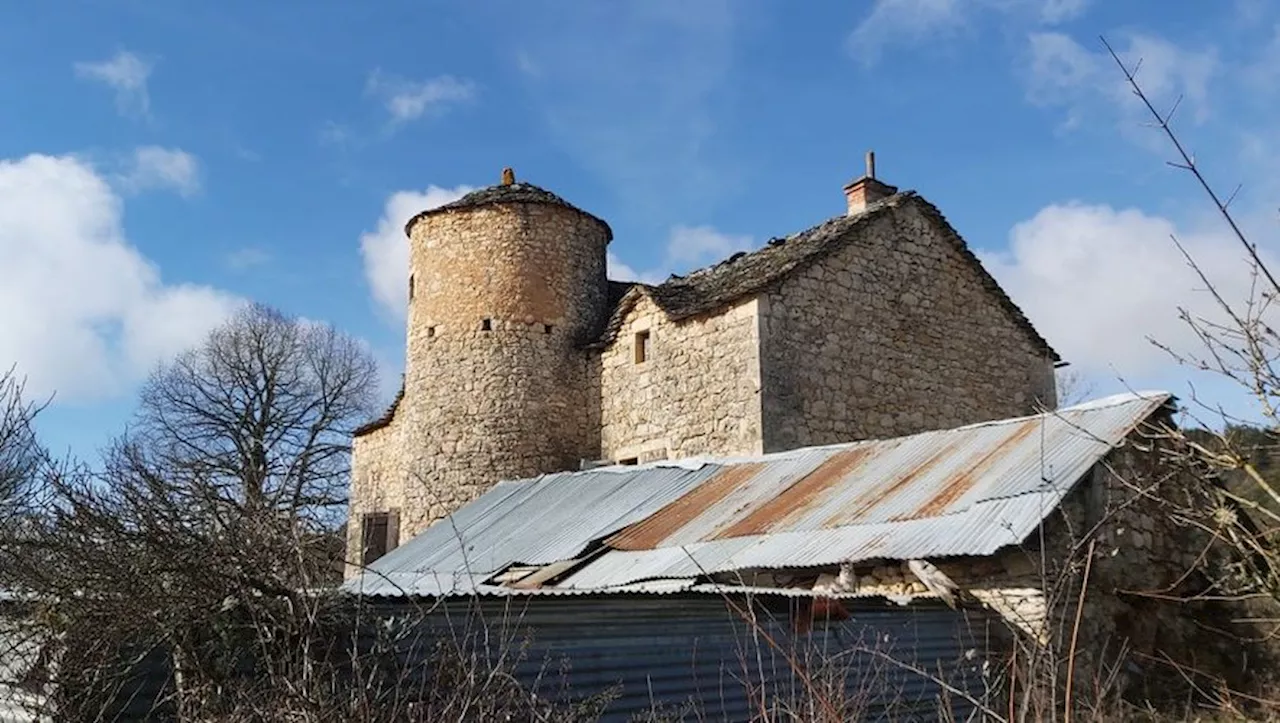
408 274 415 301
427 326 436 338
544 324 553 334
361 512 390 565
618 457 639 466
481 318 492 331
634 330 651 364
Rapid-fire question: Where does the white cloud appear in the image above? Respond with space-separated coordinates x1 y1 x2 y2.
666 225 753 267
1038 0 1089 23
224 247 270 270
1025 32 1219 127
74 50 153 118
365 71 475 125
607 253 665 286
121 146 200 196
610 225 754 285
0 154 242 402
980 202 1267 377
847 0 965 65
847 0 1089 65
360 186 474 320
318 121 350 147
515 51 542 79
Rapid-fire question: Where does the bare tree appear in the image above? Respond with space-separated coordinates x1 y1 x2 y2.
1081 35 1280 716
0 367 45 521
0 304 385 719
129 302 378 523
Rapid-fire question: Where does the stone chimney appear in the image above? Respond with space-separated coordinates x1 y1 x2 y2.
843 151 898 216
501 167 516 185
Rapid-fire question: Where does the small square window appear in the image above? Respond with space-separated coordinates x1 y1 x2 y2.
481 318 492 331
544 324 553 334
427 326 436 338
634 330 651 364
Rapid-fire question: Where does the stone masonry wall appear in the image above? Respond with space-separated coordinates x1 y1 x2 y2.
821 436 1212 698
759 202 1058 451
346 417 404 574
347 202 609 572
599 294 764 463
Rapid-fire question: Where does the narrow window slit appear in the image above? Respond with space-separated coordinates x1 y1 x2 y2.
634 330 651 364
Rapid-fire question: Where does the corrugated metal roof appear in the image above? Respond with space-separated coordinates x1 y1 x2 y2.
344 391 1171 598
345 464 719 597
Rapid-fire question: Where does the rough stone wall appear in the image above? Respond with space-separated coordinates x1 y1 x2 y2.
347 202 609 572
1030 439 1213 695
345 419 405 575
716 428 1204 701
829 436 1210 698
599 295 764 463
759 202 1058 451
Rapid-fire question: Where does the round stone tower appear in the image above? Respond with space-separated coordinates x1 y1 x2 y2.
398 169 612 531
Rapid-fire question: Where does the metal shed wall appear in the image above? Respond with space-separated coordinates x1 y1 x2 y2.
357 594 995 722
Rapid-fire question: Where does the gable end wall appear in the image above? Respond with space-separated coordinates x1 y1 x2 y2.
598 295 764 462
759 204 1057 450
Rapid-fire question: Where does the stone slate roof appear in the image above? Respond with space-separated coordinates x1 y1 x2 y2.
353 381 403 437
404 182 613 240
599 191 1058 361
356 189 1059 437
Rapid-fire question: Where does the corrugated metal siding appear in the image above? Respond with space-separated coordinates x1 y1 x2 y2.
355 594 996 722
346 391 1170 598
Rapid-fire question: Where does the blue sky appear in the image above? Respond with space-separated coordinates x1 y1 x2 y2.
1 0 1277 460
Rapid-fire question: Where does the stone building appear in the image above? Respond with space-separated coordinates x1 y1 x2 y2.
343 390 1226 716
347 157 1060 570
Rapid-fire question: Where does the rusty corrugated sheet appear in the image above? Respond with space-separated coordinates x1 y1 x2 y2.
344 463 720 598
600 394 1165 554
345 391 1171 599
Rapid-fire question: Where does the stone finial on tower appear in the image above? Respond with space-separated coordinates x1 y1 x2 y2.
843 150 898 216
501 167 516 186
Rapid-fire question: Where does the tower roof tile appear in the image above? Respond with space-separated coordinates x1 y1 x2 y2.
404 182 613 241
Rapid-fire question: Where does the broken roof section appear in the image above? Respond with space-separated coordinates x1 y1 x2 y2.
343 391 1172 599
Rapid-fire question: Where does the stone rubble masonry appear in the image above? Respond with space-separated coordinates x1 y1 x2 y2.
832 436 1210 695
599 294 764 463
346 186 1061 577
760 201 1057 451
347 202 610 572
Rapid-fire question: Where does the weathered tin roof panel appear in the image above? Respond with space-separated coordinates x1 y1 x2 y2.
346 464 719 597
604 392 1166 552
345 391 1171 599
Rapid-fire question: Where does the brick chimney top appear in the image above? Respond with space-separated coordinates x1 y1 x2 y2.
501 167 515 186
843 150 898 216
